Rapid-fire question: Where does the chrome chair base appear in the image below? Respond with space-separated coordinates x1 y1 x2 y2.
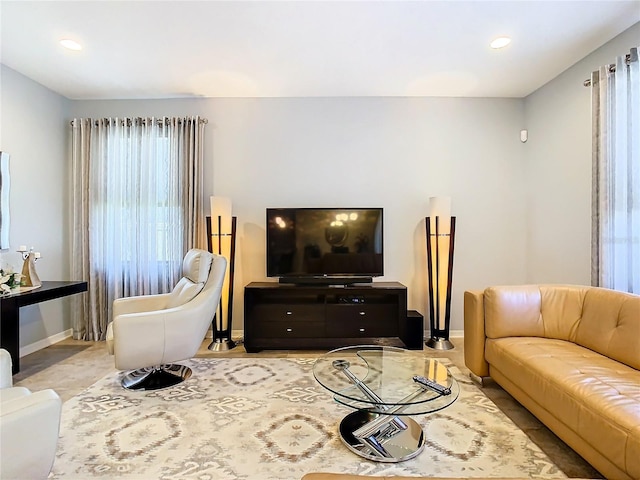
339 410 425 462
208 338 236 352
121 364 192 391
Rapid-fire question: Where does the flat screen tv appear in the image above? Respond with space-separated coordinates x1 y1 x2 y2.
266 207 383 284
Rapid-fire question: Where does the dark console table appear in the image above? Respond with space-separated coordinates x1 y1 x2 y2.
244 281 423 352
0 281 88 374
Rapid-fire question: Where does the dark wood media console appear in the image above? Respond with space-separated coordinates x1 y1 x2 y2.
243 281 423 352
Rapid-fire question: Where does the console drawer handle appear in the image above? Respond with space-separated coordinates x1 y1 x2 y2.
286 328 293 332
286 311 293 315
359 311 366 316
359 328 365 332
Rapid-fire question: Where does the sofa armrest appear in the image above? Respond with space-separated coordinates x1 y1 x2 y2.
464 290 489 378
112 293 171 317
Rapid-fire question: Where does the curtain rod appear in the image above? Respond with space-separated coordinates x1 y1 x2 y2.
69 117 208 127
583 53 632 87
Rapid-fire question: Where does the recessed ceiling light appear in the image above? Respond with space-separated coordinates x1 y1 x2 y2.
60 39 82 51
490 37 511 49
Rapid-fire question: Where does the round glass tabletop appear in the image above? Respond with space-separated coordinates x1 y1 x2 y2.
313 345 459 415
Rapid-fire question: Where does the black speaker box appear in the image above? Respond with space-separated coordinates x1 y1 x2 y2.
402 310 424 350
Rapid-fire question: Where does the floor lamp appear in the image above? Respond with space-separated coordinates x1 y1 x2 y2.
425 197 456 350
207 196 237 352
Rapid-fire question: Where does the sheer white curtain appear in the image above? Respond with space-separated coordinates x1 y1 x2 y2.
70 117 206 340
591 47 640 294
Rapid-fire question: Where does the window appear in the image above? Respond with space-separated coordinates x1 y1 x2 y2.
70 116 206 340
591 47 640 294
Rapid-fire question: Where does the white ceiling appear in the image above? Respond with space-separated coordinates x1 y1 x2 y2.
1 0 639 100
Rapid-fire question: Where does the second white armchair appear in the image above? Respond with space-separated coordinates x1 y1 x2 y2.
0 348 62 480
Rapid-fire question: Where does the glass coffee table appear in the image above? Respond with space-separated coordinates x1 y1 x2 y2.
313 345 459 462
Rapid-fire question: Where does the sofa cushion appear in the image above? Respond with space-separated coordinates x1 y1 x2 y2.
484 285 640 370
575 287 640 370
486 336 640 479
484 285 589 341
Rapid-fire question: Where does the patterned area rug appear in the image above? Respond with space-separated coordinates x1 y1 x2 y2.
51 357 566 479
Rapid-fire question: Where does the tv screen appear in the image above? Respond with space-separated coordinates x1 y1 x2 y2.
266 207 384 280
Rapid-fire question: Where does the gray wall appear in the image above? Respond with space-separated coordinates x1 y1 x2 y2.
0 65 71 352
524 22 640 284
69 96 527 333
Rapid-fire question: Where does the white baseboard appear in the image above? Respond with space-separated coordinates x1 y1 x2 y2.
20 328 73 358
214 330 463 342
232 329 243 339
18 328 462 357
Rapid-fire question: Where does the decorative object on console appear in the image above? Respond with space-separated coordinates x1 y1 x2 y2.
18 245 42 288
207 196 238 352
425 197 456 350
0 267 21 295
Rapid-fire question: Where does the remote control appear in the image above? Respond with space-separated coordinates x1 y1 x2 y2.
413 375 451 395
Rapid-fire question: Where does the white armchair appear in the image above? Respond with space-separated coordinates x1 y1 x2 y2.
0 348 62 480
107 249 227 390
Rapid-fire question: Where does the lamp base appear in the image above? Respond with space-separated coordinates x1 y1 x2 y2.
208 338 237 352
425 337 454 350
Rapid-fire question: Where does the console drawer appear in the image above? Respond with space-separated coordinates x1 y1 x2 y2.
252 320 325 338
251 304 325 323
325 304 398 337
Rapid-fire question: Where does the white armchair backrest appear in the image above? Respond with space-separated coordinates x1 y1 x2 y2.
183 248 213 283
165 249 214 309
154 250 228 365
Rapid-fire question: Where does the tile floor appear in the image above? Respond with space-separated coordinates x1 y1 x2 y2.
11 336 602 479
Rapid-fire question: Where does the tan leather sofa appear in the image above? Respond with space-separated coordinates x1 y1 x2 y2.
464 285 640 480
